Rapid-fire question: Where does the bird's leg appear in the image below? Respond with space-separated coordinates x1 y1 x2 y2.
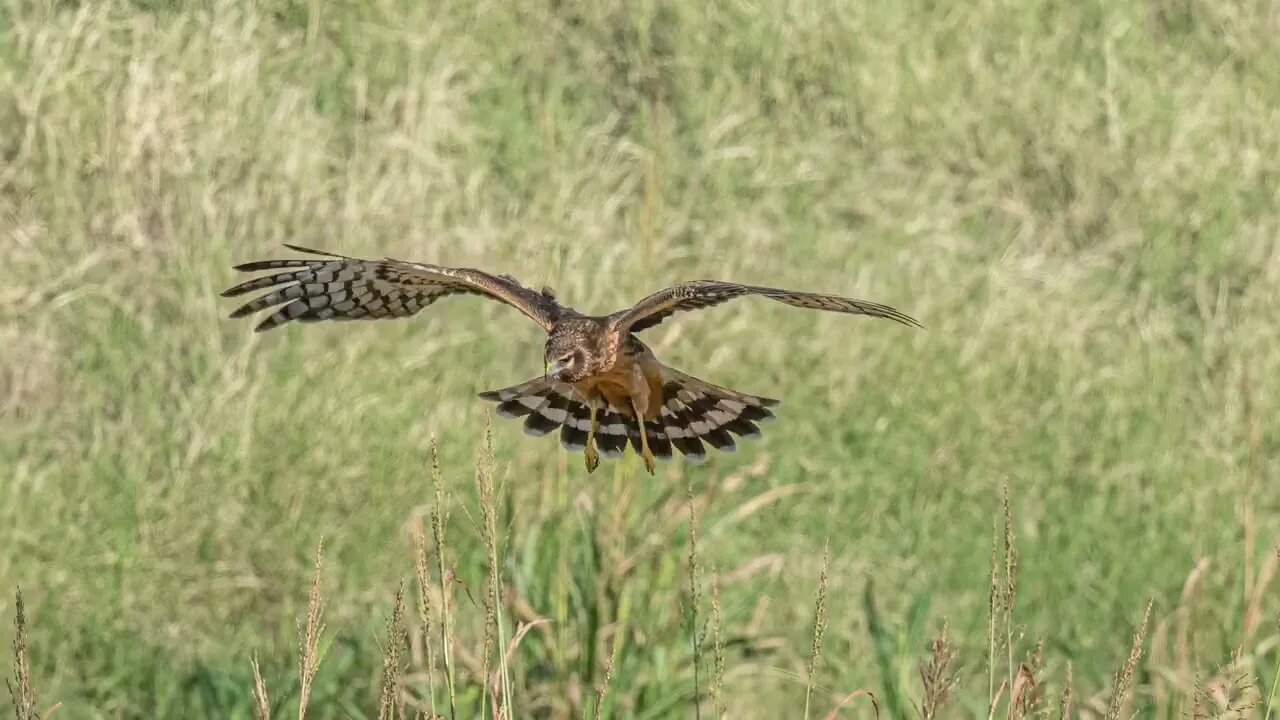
629 398 656 475
583 396 600 473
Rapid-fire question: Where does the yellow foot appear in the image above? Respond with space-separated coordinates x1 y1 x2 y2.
584 445 600 474
642 449 656 475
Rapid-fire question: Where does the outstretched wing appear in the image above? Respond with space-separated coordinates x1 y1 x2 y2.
222 245 563 332
609 280 920 333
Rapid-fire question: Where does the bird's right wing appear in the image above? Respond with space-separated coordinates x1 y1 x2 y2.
222 244 563 332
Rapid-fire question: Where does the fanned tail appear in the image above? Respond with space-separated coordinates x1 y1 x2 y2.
651 367 777 462
477 379 643 459
479 367 777 465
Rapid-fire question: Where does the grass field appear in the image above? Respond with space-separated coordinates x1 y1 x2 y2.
2 0 1279 717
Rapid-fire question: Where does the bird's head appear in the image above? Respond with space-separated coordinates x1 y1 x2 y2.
544 329 592 383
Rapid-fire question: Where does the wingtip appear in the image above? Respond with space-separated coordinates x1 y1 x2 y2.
282 243 342 258
228 298 262 319
876 302 922 330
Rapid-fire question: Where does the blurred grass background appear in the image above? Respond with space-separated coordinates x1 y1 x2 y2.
1 0 1278 717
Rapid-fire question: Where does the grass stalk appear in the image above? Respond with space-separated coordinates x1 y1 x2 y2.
1058 662 1073 720
7 588 38 720
592 635 618 720
411 516 439 720
430 437 459 719
1104 599 1153 720
297 539 326 720
1002 485 1019 702
476 416 512 718
686 479 703 720
1265 609 1279 719
377 583 408 720
709 572 726 719
917 621 957 720
803 542 831 720
250 655 271 720
987 516 1000 706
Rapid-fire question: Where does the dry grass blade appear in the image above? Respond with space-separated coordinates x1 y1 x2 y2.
1104 599 1153 720
297 538 326 720
710 572 727 719
1239 367 1258 621
917 621 959 720
1243 537 1279 650
686 478 704 720
1023 641 1044 718
822 689 879 720
987 484 1020 715
729 483 802 522
987 678 1008 720
250 655 271 720
500 619 548 678
410 516 438 719
378 583 408 720
1007 641 1042 720
804 543 831 720
1176 556 1211 700
429 437 458 719
1058 662 1073 720
7 588 39 720
987 516 1001 705
1267 594 1280 719
1201 657 1258 719
474 416 512 719
1191 675 1207 720
1002 485 1019 698
1006 664 1035 720
592 630 618 720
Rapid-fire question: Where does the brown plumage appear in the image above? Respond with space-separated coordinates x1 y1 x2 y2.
222 245 921 474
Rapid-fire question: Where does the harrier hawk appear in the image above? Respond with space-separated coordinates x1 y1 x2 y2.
222 245 919 474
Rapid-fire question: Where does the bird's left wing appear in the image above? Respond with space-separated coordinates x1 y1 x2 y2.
609 280 921 334
222 244 562 332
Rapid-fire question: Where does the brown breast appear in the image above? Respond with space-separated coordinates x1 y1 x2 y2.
575 351 665 420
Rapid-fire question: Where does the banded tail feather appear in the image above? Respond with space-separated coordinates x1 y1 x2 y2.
478 368 777 465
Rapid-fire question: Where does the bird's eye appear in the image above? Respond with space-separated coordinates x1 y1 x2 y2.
560 354 575 367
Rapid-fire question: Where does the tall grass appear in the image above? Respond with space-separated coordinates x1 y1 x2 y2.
2 0 1280 716
6 589 39 720
9 448 1272 717
803 543 830 719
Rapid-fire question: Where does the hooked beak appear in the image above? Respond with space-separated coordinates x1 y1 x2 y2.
545 358 570 380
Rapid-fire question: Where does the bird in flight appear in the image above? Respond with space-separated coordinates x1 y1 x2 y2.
222 245 920 474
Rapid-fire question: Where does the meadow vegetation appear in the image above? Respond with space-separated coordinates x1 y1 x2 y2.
2 0 1279 717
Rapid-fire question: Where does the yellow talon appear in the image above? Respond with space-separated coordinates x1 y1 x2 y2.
630 398 657 476
584 397 600 474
